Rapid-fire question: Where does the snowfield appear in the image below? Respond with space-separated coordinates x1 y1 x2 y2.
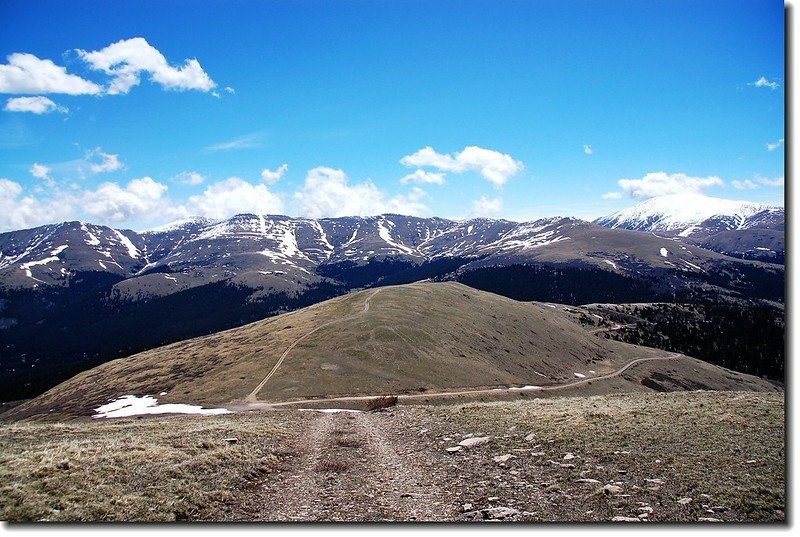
93 395 232 418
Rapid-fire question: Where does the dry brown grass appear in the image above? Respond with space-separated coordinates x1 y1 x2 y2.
404 390 785 522
0 413 292 521
362 395 399 412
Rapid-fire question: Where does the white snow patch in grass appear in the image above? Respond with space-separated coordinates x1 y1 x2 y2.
93 395 231 419
603 259 618 269
574 372 586 378
509 385 542 391
659 247 668 257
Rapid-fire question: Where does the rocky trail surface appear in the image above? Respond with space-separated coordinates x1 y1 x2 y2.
224 409 451 521
219 390 785 523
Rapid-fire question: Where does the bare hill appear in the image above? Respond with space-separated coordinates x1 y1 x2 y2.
4 282 777 420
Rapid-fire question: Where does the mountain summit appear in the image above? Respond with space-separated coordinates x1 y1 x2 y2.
594 194 783 263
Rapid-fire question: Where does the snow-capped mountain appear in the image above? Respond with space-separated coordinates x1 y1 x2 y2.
594 194 784 263
594 194 783 237
0 212 742 294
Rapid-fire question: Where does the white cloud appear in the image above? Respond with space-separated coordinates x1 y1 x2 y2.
77 37 216 95
293 166 428 218
225 86 235 94
81 177 169 223
617 172 724 200
400 145 523 188
767 138 784 151
583 144 593 155
0 52 102 95
601 191 622 200
30 163 51 180
86 149 124 174
0 178 74 231
757 175 784 187
4 96 68 114
470 196 503 216
185 177 284 219
400 169 446 185
732 179 758 190
730 175 784 191
751 76 780 90
261 164 288 185
173 171 205 185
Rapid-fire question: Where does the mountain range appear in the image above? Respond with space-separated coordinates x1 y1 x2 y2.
0 195 784 403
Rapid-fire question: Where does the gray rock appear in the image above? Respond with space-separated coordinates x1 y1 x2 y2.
603 484 623 495
459 436 492 448
611 516 641 522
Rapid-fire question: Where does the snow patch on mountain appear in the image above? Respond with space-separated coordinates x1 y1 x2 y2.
595 194 782 236
113 229 140 259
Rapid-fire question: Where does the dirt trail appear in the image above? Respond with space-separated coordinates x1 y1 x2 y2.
245 288 383 402
232 352 686 412
231 409 449 521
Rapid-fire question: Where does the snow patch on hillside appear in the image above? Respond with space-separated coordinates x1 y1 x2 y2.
93 395 232 418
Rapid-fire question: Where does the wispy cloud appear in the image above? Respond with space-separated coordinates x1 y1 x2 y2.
601 191 622 200
206 133 262 152
750 76 780 90
583 144 593 155
617 172 723 199
730 175 783 190
173 171 205 185
470 195 503 216
767 138 784 151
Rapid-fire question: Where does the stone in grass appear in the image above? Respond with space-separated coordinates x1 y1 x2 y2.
611 516 641 522
575 478 601 485
603 484 624 495
677 497 693 506
493 454 516 463
698 517 723 522
446 446 463 453
460 507 520 521
563 452 575 460
223 438 238 444
459 436 492 448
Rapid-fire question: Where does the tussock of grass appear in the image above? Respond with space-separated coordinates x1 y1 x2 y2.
334 437 363 448
362 395 398 412
0 414 288 521
316 459 350 473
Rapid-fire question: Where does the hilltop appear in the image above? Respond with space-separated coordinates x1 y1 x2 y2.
5 282 777 421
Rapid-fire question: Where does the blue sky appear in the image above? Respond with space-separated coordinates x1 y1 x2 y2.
0 0 785 231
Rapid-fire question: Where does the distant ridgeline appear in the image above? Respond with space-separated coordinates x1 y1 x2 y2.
0 210 784 402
